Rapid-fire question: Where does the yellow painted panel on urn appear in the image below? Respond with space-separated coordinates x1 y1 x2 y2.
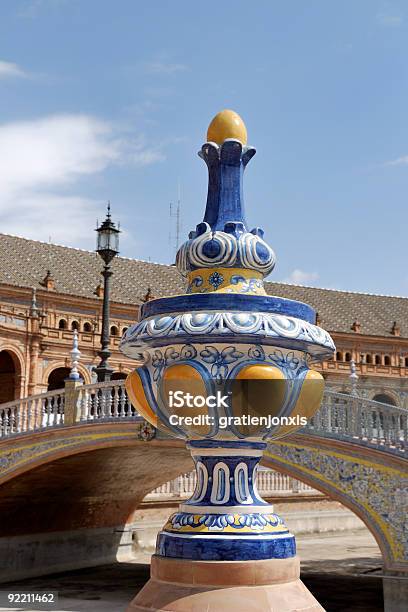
126 370 158 428
274 369 324 439
162 364 211 437
232 364 287 437
187 267 266 295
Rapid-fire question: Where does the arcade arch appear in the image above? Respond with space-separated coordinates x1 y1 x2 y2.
111 372 127 381
0 350 22 403
47 367 71 391
44 363 91 390
372 393 397 406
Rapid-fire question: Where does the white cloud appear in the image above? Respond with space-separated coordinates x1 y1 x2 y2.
376 13 403 27
1 194 100 246
0 60 27 79
0 114 164 246
115 135 166 166
385 155 408 166
143 61 188 75
17 0 69 19
0 115 120 192
284 269 319 285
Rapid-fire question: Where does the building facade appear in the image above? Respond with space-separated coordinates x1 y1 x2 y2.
1 233 408 406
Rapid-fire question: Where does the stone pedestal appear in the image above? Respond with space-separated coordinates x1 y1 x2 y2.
383 573 408 612
128 555 324 611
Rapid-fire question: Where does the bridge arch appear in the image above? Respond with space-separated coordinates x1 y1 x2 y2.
0 424 192 581
1 421 405 572
265 436 407 573
0 424 190 533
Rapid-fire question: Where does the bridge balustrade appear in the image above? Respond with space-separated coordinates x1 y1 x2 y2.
76 381 136 422
308 391 407 453
0 389 65 436
0 383 407 456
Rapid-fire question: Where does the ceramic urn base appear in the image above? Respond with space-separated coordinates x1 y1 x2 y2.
127 555 325 611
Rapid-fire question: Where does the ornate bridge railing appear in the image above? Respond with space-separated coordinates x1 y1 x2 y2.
0 383 407 456
0 380 140 437
0 388 65 436
76 380 138 422
308 391 408 455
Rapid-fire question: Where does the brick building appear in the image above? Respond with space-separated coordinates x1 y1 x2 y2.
1 233 408 406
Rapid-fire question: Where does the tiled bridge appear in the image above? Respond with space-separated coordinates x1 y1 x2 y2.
0 381 407 610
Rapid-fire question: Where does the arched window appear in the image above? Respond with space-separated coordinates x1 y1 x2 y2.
336 351 343 361
384 355 391 366
71 320 79 331
110 325 119 336
375 355 381 365
122 327 128 335
372 393 396 406
405 357 408 368
47 367 71 391
0 350 20 403
366 354 372 364
111 372 127 380
58 319 67 330
345 352 351 362
83 322 92 332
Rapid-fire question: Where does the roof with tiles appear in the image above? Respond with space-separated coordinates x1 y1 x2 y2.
0 233 407 339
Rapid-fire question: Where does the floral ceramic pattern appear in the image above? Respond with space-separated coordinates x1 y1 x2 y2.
165 511 288 534
200 345 244 382
208 271 224 289
149 343 307 384
267 442 408 565
186 271 265 295
124 311 335 359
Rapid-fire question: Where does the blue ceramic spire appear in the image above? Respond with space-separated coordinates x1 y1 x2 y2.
175 119 276 287
199 140 256 233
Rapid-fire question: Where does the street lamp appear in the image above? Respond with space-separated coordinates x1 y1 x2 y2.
94 203 120 382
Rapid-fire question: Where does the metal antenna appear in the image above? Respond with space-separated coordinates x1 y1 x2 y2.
177 181 181 248
169 181 182 255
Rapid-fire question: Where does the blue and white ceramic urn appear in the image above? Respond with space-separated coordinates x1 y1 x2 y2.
120 109 335 563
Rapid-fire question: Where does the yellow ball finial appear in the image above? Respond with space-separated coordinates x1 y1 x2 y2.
207 109 247 145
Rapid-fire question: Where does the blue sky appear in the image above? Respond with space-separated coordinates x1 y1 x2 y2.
0 1 408 295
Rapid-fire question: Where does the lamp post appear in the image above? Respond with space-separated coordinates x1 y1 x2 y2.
94 203 120 382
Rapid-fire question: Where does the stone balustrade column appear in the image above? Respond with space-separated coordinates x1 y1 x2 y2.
64 379 83 425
